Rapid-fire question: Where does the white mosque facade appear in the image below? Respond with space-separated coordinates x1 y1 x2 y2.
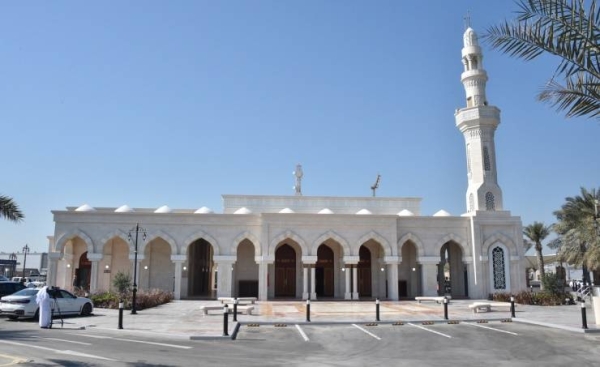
47 27 526 301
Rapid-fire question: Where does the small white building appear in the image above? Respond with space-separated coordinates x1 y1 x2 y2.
47 27 526 301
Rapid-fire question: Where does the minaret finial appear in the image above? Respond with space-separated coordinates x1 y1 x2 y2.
464 10 471 30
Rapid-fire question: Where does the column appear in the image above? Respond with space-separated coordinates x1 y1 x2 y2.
63 253 73 290
310 266 317 300
302 266 309 300
87 253 103 293
344 267 351 300
47 252 62 288
419 257 440 297
384 256 400 301
214 255 236 298
352 266 359 300
171 255 186 300
255 255 273 301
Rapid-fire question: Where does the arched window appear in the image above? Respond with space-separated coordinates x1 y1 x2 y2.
492 247 506 289
485 192 495 211
469 193 474 212
483 146 491 171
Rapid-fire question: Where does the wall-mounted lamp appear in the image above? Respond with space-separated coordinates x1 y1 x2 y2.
412 267 416 272
67 264 71 268
183 266 187 271
105 265 110 269
144 265 148 270
380 267 385 272
341 268 346 272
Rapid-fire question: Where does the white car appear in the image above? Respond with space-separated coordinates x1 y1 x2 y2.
0 288 93 320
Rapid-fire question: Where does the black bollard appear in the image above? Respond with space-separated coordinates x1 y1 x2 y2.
223 305 229 336
376 298 380 321
510 296 516 318
443 297 448 320
581 301 588 330
306 299 311 322
118 301 124 329
233 298 238 322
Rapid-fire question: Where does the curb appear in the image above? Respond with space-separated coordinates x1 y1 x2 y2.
513 318 600 334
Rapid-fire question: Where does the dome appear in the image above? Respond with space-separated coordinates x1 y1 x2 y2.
154 205 172 213
318 208 334 214
115 205 134 213
463 27 479 47
356 209 372 215
194 206 214 214
234 207 252 214
75 204 96 212
397 209 414 216
279 208 295 214
433 209 451 217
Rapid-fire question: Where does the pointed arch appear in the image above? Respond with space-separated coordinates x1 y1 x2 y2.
357 230 392 257
231 231 261 256
145 230 178 255
397 232 425 258
482 232 517 256
269 230 308 257
436 233 468 255
184 230 220 255
311 230 350 257
54 229 94 254
99 229 130 252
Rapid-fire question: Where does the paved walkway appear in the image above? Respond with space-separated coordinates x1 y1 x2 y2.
65 299 600 339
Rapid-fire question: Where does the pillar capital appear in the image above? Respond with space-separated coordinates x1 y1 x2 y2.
170 254 187 262
49 252 63 260
301 256 318 265
384 256 400 265
255 255 274 264
213 255 236 264
343 256 359 265
86 253 103 262
418 256 439 265
128 254 145 261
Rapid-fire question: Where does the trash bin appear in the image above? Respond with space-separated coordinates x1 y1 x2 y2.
592 286 600 325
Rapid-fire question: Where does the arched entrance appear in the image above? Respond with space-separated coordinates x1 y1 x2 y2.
275 244 296 297
76 252 91 292
358 246 372 297
316 245 334 297
188 239 214 298
438 241 467 298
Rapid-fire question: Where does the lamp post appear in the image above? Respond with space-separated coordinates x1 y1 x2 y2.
22 244 30 278
127 223 146 315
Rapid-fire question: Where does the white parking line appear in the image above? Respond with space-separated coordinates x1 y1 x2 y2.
351 324 381 340
73 333 192 349
463 322 518 335
1 340 116 361
407 323 452 338
30 336 92 346
295 324 309 342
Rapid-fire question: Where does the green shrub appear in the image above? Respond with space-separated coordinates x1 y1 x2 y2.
492 290 573 306
89 288 173 310
541 273 564 296
112 271 132 299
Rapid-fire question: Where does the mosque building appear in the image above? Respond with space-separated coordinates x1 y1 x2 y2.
47 27 526 301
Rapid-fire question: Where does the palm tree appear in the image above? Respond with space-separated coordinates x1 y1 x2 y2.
524 221 552 290
553 187 600 279
0 195 24 222
484 0 600 119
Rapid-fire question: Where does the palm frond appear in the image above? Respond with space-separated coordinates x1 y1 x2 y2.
0 195 24 223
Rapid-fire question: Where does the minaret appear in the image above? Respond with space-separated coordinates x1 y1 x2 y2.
455 26 503 213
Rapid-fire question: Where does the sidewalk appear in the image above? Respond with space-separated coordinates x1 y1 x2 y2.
69 299 600 339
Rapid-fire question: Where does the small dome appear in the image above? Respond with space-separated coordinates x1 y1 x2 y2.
154 205 172 213
279 208 295 214
115 205 134 213
356 209 372 215
318 208 334 214
194 206 214 214
75 204 96 212
463 27 479 47
433 209 451 217
397 209 414 216
234 207 252 214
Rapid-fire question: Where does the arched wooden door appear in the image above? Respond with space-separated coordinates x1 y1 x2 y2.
358 246 372 297
76 252 91 291
316 245 334 297
188 239 213 297
275 244 296 297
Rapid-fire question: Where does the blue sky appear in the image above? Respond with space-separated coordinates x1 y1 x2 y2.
1 1 598 254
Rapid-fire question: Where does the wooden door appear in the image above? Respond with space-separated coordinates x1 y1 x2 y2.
275 244 296 297
358 246 372 297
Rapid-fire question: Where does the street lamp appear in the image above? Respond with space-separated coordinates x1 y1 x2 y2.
127 223 146 315
22 244 30 278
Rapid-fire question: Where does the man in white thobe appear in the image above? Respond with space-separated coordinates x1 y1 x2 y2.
36 286 52 328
